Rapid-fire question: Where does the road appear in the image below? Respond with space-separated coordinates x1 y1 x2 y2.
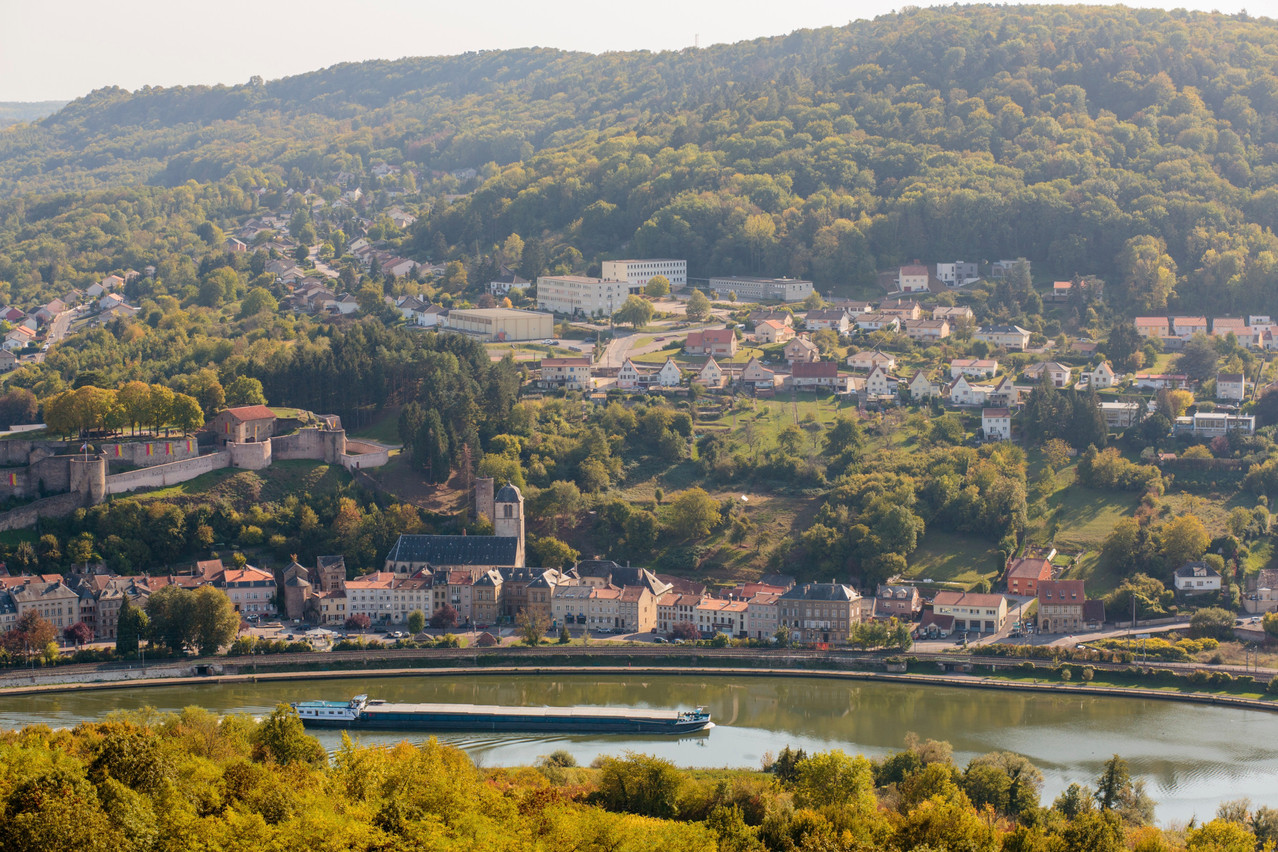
45 307 79 346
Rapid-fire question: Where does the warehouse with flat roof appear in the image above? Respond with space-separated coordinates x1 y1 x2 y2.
444 308 554 341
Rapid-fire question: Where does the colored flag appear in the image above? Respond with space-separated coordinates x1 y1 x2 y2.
165 443 172 455
146 443 152 456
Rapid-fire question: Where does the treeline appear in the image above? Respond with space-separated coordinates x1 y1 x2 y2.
2 707 1271 852
0 478 466 576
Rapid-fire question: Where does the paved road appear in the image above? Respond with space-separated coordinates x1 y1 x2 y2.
47 309 76 344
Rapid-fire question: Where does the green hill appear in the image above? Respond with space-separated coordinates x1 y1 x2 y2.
4 6 1278 312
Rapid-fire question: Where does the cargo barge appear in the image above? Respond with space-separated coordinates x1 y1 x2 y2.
292 694 713 734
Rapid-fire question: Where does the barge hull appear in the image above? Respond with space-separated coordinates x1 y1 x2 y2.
301 712 711 734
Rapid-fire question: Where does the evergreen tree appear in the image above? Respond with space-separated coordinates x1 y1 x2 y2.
115 598 147 656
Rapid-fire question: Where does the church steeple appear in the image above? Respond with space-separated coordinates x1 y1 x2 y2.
493 481 525 567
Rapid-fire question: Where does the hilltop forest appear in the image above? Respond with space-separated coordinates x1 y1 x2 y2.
5 6 1278 313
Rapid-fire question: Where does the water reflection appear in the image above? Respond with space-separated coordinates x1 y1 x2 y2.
1 672 1275 823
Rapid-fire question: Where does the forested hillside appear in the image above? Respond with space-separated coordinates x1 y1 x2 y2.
5 5 1278 311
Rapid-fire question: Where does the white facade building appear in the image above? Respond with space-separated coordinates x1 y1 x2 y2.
536 275 638 317
600 259 687 290
707 276 813 302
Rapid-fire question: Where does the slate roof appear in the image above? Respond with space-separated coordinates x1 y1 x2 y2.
792 360 838 378
779 582 859 602
495 482 523 504
386 534 520 567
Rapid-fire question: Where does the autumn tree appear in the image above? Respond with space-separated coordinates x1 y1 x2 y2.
1118 235 1177 311
613 294 654 329
644 275 670 297
190 586 240 655
225 376 267 406
516 607 550 645
430 605 458 629
665 487 722 539
1158 514 1210 569
685 289 711 322
251 704 327 765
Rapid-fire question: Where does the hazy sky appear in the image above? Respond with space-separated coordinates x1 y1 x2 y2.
0 0 1259 102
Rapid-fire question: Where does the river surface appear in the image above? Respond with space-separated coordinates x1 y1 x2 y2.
1 672 1275 824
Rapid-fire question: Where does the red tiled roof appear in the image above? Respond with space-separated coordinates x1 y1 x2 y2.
222 405 277 423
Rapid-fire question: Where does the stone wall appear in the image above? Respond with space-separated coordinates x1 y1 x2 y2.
0 491 87 533
271 428 345 464
341 439 391 470
103 453 230 496
228 440 271 470
0 417 380 529
101 438 200 469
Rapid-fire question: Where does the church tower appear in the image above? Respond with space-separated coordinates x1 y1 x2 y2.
493 481 525 567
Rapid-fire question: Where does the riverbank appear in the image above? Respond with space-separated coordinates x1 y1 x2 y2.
3 652 1277 715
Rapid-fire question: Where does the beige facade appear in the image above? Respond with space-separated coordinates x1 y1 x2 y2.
217 566 277 616
932 591 1008 633
539 357 592 389
445 308 553 341
776 583 862 643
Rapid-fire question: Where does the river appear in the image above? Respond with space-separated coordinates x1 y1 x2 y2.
2 671 1275 824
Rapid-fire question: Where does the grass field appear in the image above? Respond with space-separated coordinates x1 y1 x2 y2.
1031 468 1139 550
351 406 403 446
135 460 351 505
906 531 1002 589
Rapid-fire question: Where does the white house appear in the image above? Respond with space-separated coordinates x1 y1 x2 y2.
975 325 1031 351
988 375 1021 407
1089 362 1116 389
1171 316 1208 338
864 365 897 398
655 358 683 387
846 349 896 372
741 358 781 391
948 375 989 407
908 371 942 400
1216 372 1247 402
616 358 648 390
1023 361 1071 388
804 309 850 334
950 358 998 379
935 261 979 288
855 313 900 333
982 408 1012 441
1173 562 1222 595
696 357 727 389
897 263 931 293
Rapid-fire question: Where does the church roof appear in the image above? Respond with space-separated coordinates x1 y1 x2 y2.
495 482 523 503
386 534 520 567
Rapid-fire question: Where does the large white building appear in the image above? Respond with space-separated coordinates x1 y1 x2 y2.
600 259 687 290
707 276 814 303
536 275 638 317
